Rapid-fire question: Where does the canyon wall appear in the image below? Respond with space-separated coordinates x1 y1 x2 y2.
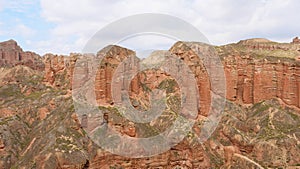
1 39 299 110
40 40 300 113
169 41 300 112
1 39 300 168
218 40 300 109
223 54 300 107
43 53 78 89
94 45 137 105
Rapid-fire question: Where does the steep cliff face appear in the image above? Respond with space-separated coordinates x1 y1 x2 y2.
218 40 300 108
43 53 78 90
41 39 300 110
0 40 44 70
169 42 212 116
94 45 137 105
1 39 300 168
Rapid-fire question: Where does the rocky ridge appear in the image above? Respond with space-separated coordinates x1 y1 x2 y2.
0 40 44 70
0 39 299 168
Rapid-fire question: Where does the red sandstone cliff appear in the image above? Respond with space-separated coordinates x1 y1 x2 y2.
2 38 298 110
217 39 300 108
0 40 44 70
41 39 300 111
43 53 78 89
1 39 300 168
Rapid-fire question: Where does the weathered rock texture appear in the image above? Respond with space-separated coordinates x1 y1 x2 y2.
94 45 137 105
0 40 44 70
217 39 300 108
0 39 300 168
43 53 78 89
40 38 300 111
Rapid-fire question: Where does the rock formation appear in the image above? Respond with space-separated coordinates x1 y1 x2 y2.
43 53 78 89
0 39 300 168
94 45 137 105
0 40 44 70
39 38 300 110
292 37 300 44
217 40 300 108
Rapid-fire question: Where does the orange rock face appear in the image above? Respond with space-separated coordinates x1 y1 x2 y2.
0 40 44 70
89 140 211 169
222 53 300 108
1 39 298 110
38 107 50 120
1 39 300 168
0 108 16 118
44 41 300 112
43 53 78 89
94 45 137 105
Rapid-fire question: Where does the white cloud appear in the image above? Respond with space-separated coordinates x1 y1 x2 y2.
14 24 36 37
1 0 37 12
36 0 300 54
0 0 4 12
0 24 36 39
0 22 3 36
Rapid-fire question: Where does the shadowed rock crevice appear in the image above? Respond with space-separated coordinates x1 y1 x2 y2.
0 39 299 168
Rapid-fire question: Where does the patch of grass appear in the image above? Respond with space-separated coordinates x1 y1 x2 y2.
207 150 224 167
140 82 151 93
69 104 75 112
23 75 43 86
221 140 232 146
158 79 177 93
231 43 298 59
25 91 44 99
0 119 9 125
0 85 22 98
257 117 288 141
0 116 15 125
135 123 160 138
286 111 300 121
167 95 181 113
98 106 122 117
54 134 81 152
251 102 270 117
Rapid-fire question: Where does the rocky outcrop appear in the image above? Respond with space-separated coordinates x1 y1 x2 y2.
41 39 300 110
0 40 44 70
43 53 78 89
1 39 300 168
89 139 211 168
218 42 300 108
237 38 300 51
94 45 137 105
86 99 300 169
292 37 300 44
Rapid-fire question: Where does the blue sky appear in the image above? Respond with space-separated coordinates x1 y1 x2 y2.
0 0 299 55
0 1 54 52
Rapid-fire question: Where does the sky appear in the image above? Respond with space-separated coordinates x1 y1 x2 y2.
0 0 299 55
